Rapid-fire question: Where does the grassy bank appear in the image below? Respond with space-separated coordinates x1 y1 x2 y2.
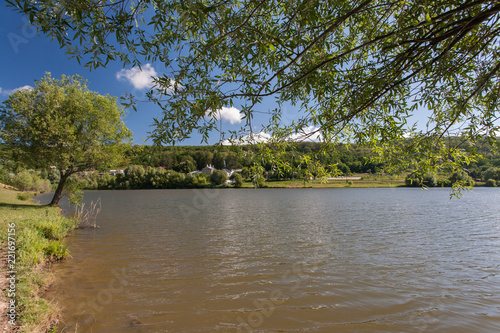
0 187 77 333
242 174 406 188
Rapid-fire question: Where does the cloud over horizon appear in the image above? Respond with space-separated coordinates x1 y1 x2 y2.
116 63 157 90
289 126 322 141
222 132 271 145
221 127 322 145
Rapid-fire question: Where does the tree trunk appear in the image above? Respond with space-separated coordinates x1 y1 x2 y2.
49 171 70 206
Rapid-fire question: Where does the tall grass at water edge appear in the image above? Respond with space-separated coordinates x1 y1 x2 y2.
0 187 78 332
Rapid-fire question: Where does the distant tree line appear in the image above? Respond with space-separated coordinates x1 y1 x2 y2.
2 139 500 191
404 138 500 187
122 142 385 178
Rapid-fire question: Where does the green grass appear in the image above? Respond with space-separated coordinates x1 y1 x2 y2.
240 174 406 188
0 187 78 333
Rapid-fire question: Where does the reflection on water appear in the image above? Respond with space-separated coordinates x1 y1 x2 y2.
40 188 500 332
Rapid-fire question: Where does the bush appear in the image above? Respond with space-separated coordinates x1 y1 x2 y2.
184 174 199 188
0 166 9 184
11 170 52 192
167 171 185 188
338 162 351 174
405 172 421 187
230 173 243 187
17 193 31 201
97 173 115 188
253 175 266 188
448 170 474 187
483 167 500 181
211 169 228 185
39 168 48 180
34 179 51 193
196 173 210 186
406 172 437 187
422 173 437 187
485 178 497 187
47 168 61 184
241 167 251 180
12 170 35 191
125 165 146 188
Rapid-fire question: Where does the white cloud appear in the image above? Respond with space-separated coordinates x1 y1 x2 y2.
222 132 271 145
289 126 322 142
116 63 157 90
222 127 322 146
215 107 243 124
403 131 413 138
0 85 32 96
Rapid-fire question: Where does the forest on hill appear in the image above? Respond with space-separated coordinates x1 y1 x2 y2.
2 138 500 192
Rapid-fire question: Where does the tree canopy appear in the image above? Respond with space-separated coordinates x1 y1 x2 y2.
0 73 132 205
5 0 500 182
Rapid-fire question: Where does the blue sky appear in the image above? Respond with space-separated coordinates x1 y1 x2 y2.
1 5 434 146
0 6 266 145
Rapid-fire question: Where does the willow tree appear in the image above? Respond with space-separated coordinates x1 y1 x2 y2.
0 74 132 205
6 0 500 182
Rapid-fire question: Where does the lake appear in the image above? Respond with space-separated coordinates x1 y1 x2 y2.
37 188 500 332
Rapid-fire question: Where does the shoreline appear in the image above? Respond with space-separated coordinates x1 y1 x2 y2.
0 187 77 333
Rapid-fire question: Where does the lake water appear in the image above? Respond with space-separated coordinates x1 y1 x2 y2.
38 188 500 332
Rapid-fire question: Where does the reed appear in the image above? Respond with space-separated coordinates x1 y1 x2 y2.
74 198 101 229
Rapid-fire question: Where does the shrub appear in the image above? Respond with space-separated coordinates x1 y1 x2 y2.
422 173 437 187
34 179 51 193
39 169 48 180
406 172 437 187
12 170 35 191
11 170 52 192
253 175 266 188
184 174 199 188
211 169 228 185
17 193 31 201
230 173 243 187
483 167 500 181
448 170 474 187
97 173 115 188
168 171 185 188
405 172 421 187
196 173 210 186
241 167 251 180
338 162 351 174
0 167 9 184
47 168 61 184
485 178 497 187
125 165 146 188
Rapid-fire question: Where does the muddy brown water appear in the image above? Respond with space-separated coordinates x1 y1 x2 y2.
37 188 500 332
